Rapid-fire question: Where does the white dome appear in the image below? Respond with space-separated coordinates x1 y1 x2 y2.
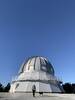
19 56 54 75
10 56 64 93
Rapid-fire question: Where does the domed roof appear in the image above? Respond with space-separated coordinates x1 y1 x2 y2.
18 56 55 75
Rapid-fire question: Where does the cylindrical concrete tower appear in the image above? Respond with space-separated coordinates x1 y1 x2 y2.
10 56 63 93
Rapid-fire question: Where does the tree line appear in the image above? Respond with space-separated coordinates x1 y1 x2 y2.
0 83 10 92
0 82 75 93
62 83 75 93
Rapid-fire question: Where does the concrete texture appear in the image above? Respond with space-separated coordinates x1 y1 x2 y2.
0 93 75 100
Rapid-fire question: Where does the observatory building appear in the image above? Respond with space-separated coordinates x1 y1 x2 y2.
10 56 63 93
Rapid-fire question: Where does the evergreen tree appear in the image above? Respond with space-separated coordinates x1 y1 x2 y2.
4 83 10 92
0 83 4 92
62 83 72 93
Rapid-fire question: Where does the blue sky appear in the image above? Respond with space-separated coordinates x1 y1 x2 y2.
0 0 75 85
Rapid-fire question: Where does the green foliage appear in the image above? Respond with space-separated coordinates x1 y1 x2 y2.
62 83 75 93
0 83 10 92
63 83 72 93
4 83 10 92
0 83 4 92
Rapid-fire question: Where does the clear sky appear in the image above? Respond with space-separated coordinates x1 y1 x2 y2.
0 0 75 85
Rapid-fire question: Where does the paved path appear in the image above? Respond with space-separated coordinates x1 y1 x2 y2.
0 93 75 100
